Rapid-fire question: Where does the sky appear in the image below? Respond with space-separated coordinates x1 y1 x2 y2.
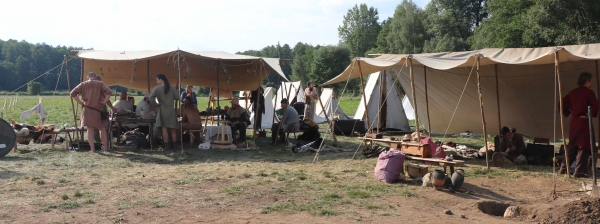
0 0 430 54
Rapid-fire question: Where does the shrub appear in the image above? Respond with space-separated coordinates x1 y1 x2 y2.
27 81 42 95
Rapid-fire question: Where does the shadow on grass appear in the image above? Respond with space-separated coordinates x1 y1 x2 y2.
454 182 514 202
0 166 26 179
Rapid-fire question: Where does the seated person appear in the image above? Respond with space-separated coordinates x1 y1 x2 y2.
181 85 197 107
181 96 203 142
271 98 300 144
493 127 527 165
113 91 133 112
136 92 154 117
129 97 137 112
225 97 249 143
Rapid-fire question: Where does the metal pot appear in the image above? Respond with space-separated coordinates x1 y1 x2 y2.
451 169 465 190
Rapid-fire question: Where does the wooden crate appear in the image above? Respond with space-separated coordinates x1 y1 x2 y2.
405 164 428 178
395 142 431 158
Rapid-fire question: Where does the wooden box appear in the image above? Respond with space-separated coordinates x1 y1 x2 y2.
395 142 431 158
365 133 383 139
405 164 428 178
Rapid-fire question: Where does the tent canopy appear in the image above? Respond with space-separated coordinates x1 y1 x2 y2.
314 88 349 123
320 43 600 139
74 50 288 92
402 97 415 120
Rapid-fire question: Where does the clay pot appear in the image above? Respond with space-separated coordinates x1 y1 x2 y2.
451 169 465 190
432 170 446 189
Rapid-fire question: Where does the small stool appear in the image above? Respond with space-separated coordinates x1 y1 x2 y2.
189 130 202 145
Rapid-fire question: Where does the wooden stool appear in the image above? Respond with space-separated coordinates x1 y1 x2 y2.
189 130 202 145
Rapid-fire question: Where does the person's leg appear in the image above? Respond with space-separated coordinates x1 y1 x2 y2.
271 123 279 143
170 128 177 150
99 127 109 151
87 128 96 152
256 112 262 131
560 147 579 174
162 127 170 150
574 148 591 176
239 123 247 142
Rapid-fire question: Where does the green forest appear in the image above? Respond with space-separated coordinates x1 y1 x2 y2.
1 0 599 94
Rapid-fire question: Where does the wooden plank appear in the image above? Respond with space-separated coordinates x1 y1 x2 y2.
405 155 465 165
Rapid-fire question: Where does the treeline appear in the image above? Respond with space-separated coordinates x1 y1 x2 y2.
0 39 84 93
239 0 600 92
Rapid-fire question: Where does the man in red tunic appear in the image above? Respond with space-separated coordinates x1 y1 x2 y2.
559 72 599 177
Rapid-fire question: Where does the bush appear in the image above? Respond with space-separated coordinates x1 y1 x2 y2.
27 82 42 95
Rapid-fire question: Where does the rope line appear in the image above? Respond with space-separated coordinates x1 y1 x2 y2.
5 57 73 94
440 59 478 143
53 57 66 97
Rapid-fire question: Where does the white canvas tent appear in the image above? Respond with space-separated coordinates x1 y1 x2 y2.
314 88 349 123
239 87 274 129
354 71 411 131
320 43 600 139
402 97 415 120
274 81 304 110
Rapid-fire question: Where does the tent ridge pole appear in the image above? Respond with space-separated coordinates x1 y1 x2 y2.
409 57 420 141
476 55 490 170
556 51 570 177
424 65 431 137
357 59 371 134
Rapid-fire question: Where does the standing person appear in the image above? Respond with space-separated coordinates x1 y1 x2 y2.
226 97 249 143
70 72 112 153
271 98 299 144
303 82 318 120
180 85 197 107
149 74 179 150
250 87 265 131
559 72 599 177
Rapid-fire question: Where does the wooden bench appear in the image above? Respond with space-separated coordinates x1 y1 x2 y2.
404 156 464 175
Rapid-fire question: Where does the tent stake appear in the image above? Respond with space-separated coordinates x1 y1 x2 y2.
65 55 81 150
357 60 371 134
555 51 570 178
409 57 421 141
424 65 431 137
476 55 490 170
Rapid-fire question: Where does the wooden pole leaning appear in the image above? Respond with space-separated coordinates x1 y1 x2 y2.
424 65 431 137
317 87 339 147
357 59 371 134
475 55 490 170
409 57 421 141
65 55 81 150
495 64 501 136
555 51 570 177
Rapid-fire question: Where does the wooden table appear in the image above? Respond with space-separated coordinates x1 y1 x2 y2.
112 117 156 149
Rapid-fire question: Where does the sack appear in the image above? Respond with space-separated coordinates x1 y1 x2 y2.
374 151 406 183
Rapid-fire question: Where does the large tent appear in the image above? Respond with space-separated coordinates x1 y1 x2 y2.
320 44 600 139
314 88 349 123
354 71 411 131
239 87 274 129
72 50 288 92
402 97 415 120
274 81 304 111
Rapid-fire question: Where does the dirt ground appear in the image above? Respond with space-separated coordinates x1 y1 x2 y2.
0 133 596 224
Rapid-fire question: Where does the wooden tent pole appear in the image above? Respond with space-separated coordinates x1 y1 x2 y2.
114 86 118 101
65 55 81 150
177 50 183 152
378 71 382 133
382 70 387 130
596 60 600 157
317 88 339 147
147 60 151 92
495 64 501 135
358 60 371 134
217 60 221 123
252 61 264 143
476 55 490 170
409 57 421 141
424 65 431 137
556 51 570 178
273 76 280 123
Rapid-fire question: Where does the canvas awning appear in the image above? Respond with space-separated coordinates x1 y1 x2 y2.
320 43 600 139
72 50 288 92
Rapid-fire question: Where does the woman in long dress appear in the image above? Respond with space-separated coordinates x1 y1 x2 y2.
149 74 179 150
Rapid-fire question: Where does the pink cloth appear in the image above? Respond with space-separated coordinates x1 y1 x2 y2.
422 137 445 164
374 151 406 183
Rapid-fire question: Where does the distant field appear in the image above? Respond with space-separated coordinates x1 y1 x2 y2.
0 95 360 126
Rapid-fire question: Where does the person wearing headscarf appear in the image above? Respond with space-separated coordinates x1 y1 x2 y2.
149 74 179 150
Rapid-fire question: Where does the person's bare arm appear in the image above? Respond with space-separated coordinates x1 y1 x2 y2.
106 100 118 113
